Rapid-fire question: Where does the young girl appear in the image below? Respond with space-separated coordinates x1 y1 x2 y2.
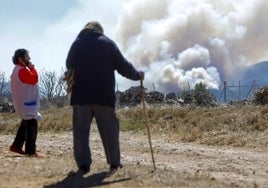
9 49 42 157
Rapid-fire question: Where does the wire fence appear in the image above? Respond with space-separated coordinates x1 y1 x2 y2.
217 80 268 103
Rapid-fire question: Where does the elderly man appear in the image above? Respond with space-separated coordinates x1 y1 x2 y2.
65 21 144 174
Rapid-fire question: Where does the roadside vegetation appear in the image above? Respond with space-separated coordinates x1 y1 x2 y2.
1 70 267 150
1 104 267 150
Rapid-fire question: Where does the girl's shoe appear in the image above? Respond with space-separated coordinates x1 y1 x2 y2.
26 153 39 157
9 145 25 155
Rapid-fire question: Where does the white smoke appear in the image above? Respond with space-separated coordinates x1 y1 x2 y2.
115 0 268 92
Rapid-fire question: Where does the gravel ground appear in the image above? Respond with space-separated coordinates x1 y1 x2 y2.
0 130 268 188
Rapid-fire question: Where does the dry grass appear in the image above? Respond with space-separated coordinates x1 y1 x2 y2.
1 104 268 149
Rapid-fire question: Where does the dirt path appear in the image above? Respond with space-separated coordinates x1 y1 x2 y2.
0 131 267 188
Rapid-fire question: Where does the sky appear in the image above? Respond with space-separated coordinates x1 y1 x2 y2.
1 0 268 93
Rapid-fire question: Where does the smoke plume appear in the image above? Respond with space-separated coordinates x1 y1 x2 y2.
115 0 268 92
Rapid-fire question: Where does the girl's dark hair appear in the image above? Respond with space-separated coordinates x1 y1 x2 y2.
12 48 28 64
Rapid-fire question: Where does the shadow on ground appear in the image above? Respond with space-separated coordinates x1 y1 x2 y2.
44 170 131 188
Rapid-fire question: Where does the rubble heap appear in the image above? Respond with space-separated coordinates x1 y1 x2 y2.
116 86 142 107
146 91 165 104
253 87 268 105
116 86 217 107
194 92 217 106
0 102 15 113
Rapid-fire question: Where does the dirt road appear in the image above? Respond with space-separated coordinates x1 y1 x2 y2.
0 130 267 188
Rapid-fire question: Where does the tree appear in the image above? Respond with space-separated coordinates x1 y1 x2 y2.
39 69 66 101
0 71 10 102
193 82 216 106
193 82 209 94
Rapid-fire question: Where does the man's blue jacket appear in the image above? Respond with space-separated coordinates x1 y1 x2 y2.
66 30 142 108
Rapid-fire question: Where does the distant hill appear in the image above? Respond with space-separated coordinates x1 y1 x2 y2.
242 61 268 85
209 61 268 103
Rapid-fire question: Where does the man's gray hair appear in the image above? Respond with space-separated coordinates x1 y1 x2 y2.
83 21 104 33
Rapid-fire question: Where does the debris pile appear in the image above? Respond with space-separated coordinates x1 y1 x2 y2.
116 86 217 107
183 94 193 104
146 91 165 104
166 92 177 101
194 92 217 107
0 102 15 113
253 87 268 105
116 86 142 107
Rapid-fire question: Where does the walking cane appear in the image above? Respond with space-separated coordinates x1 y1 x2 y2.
140 80 156 171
